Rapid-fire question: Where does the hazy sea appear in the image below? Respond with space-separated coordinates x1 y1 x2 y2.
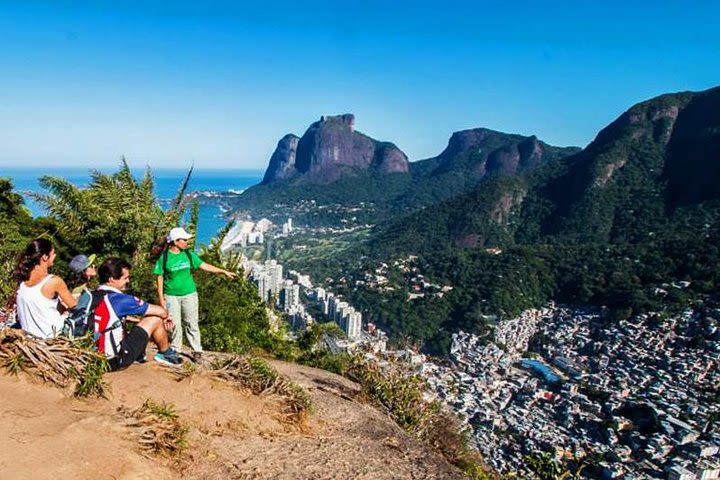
4 167 264 246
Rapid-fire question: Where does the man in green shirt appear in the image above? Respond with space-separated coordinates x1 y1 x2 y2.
154 227 236 362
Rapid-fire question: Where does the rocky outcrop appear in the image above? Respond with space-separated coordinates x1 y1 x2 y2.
262 114 409 185
430 128 575 179
262 134 300 184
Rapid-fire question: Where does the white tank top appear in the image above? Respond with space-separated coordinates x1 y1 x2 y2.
17 274 64 339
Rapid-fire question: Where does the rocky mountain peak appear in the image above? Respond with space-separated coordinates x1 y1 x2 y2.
432 128 572 179
261 114 409 185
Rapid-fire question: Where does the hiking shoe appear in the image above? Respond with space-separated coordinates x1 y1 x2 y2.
192 351 203 364
154 348 183 366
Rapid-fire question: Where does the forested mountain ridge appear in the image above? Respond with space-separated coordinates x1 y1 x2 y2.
327 86 720 352
370 86 720 254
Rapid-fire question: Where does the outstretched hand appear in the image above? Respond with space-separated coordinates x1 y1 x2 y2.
223 270 237 279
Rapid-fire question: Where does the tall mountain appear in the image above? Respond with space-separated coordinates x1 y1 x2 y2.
397 128 579 210
538 86 720 242
261 114 409 185
372 86 720 253
348 86 720 351
242 122 577 227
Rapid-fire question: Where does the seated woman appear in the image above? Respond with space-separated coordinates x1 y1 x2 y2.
68 253 97 297
64 253 97 337
14 238 77 339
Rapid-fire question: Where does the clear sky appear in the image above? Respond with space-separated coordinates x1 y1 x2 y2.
0 0 718 169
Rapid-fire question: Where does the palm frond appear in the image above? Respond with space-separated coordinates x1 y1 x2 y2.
186 200 200 250
170 164 194 213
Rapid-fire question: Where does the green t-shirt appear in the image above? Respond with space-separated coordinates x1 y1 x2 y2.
153 250 204 296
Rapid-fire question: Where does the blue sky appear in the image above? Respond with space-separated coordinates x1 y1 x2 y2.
0 0 718 169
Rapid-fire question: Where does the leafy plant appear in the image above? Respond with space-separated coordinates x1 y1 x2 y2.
30 159 194 300
73 352 109 398
122 398 189 455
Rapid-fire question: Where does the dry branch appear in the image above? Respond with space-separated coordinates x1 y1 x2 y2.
0 328 109 397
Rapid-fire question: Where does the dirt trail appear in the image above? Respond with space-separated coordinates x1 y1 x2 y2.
0 356 464 480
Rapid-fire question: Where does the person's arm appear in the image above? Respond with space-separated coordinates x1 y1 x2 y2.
199 262 237 278
156 275 166 308
126 302 175 330
49 277 77 310
145 303 174 329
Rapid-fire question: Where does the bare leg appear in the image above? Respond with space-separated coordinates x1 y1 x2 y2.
136 316 170 352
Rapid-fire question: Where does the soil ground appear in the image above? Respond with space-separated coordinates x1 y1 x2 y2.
0 353 465 480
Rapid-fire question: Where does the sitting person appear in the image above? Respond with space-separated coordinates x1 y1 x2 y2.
69 253 97 296
64 253 97 337
14 238 77 338
94 257 183 371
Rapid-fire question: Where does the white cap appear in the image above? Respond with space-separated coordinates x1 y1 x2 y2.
167 227 193 243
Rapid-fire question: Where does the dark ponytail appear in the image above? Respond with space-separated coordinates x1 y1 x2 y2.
150 236 170 260
14 238 53 282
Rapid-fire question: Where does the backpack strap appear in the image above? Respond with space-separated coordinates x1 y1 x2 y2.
162 250 169 278
88 290 109 317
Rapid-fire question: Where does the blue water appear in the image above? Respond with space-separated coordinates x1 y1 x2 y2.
3 167 263 246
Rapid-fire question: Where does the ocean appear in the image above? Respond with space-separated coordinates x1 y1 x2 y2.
3 167 264 246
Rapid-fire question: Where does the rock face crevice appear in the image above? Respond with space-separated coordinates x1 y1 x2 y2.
261 114 409 185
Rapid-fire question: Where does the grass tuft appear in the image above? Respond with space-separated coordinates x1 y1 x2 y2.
73 353 109 397
142 398 179 420
1 353 28 376
209 355 313 427
120 398 188 456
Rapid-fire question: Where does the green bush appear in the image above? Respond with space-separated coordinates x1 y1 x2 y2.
0 178 39 305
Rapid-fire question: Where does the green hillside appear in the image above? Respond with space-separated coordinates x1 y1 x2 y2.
335 87 720 352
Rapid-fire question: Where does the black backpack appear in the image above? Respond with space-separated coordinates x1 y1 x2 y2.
64 289 108 339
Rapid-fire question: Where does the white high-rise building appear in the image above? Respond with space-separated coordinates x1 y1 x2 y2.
328 296 339 320
263 260 283 300
283 280 300 310
252 271 272 303
335 301 349 324
347 311 362 340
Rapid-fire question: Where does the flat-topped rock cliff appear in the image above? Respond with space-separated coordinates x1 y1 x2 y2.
262 114 409 185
